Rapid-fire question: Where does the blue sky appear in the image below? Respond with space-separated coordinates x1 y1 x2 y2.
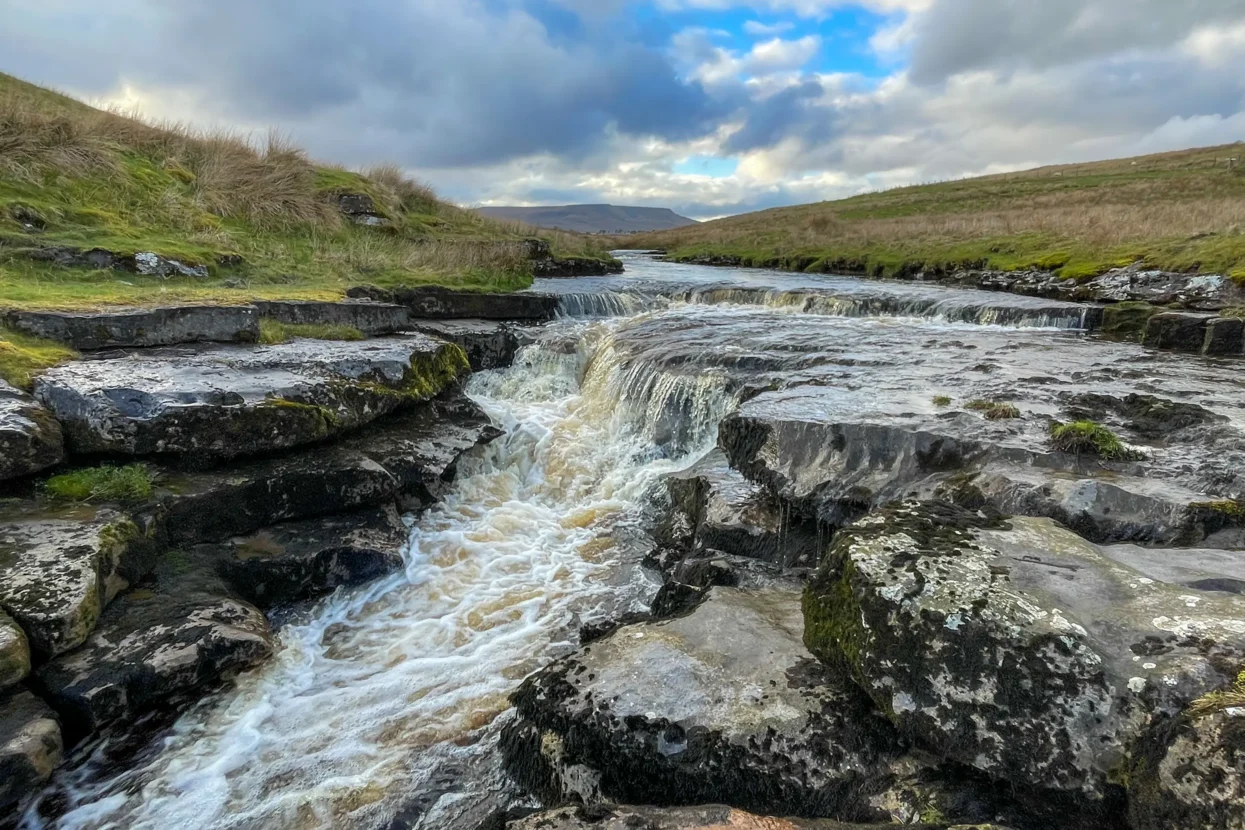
1 0 1243 219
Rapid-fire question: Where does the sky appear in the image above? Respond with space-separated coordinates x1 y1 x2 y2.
2 0 1243 220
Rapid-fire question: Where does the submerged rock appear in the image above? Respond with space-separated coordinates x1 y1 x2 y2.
0 505 161 658
0 381 64 482
37 557 273 738
0 689 62 815
803 501 1245 798
35 335 469 460
198 505 408 607
504 587 999 825
4 305 260 351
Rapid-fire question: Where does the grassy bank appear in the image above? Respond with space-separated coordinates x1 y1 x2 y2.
0 72 614 312
623 145 1245 281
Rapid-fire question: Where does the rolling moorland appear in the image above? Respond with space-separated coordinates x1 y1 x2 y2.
477 203 698 234
622 144 1245 281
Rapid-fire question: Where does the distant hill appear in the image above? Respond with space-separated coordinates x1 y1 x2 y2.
477 204 698 234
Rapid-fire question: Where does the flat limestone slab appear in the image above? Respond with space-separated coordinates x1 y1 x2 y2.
4 305 259 350
252 300 412 336
34 335 469 460
0 381 64 483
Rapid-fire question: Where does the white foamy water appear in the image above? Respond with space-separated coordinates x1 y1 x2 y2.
32 317 733 830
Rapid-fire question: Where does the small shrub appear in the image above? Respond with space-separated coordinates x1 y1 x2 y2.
44 464 154 505
932 395 952 407
966 399 1021 420
258 319 366 345
1049 420 1139 461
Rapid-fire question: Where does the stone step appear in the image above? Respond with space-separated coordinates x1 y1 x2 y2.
4 305 259 351
251 299 412 336
348 285 559 321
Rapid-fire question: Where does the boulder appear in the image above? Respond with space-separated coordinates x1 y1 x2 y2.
0 505 162 658
4 305 259 350
495 804 995 830
1142 312 1213 352
329 191 388 226
1202 317 1244 356
198 505 408 607
1129 699 1245 830
24 245 209 279
153 394 500 544
36 558 273 738
504 587 1001 825
0 689 62 815
532 256 625 278
803 501 1245 798
1099 303 1160 341
348 285 559 321
410 320 533 370
0 611 30 691
35 335 469 460
252 300 412 336
0 381 64 482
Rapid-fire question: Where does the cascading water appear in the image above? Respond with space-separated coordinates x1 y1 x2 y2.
25 315 736 830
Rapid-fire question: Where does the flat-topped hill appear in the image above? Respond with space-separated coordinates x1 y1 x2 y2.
622 143 1245 281
477 203 698 234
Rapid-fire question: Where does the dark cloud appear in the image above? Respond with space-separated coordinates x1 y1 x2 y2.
723 79 825 153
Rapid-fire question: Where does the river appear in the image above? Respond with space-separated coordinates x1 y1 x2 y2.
24 252 1243 829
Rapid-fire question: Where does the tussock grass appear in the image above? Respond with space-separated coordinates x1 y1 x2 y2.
1049 421 1140 461
0 72 615 310
44 464 154 505
932 395 952 407
625 145 1245 280
966 400 1021 420
0 325 77 388
258 319 366 345
1189 670 1245 719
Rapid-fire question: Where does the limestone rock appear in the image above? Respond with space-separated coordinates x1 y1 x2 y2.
0 610 30 691
0 689 63 815
35 335 469 460
37 560 273 737
1130 703 1245 830
348 285 559 321
804 501 1245 797
504 587 999 825
497 804 992 830
410 319 533 370
5 305 259 350
252 300 412 336
1142 312 1213 352
200 505 408 607
0 381 64 482
0 505 161 658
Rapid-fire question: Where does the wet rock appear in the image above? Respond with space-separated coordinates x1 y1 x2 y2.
1099 302 1160 341
660 449 821 568
154 394 499 544
329 191 388 226
0 610 30 690
532 257 624 278
5 305 260 351
252 300 412 336
410 319 533 370
504 587 995 824
495 804 980 830
804 501 1245 798
348 285 559 321
1130 704 1245 830
36 558 273 738
0 505 161 658
1202 317 1244 356
0 689 62 815
1082 266 1236 310
198 505 408 607
35 335 469 460
1142 312 1213 352
1061 392 1224 441
0 381 64 482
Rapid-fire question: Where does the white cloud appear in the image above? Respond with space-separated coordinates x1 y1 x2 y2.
743 20 795 36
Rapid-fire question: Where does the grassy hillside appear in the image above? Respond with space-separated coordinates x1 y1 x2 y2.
0 72 612 311
623 145 1245 281
477 204 698 234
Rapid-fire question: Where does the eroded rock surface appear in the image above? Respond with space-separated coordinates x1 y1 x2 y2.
199 505 408 606
253 300 412 336
0 689 62 815
37 557 273 738
804 501 1245 797
4 305 259 351
496 804 992 830
411 319 535 370
35 335 469 459
0 505 160 658
504 587 1000 825
348 285 560 321
0 610 30 691
0 381 63 482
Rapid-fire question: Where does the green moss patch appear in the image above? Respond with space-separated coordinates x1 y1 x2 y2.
0 325 77 388
1049 420 1140 461
966 399 1021 420
258 319 366 345
932 395 952 407
44 464 154 505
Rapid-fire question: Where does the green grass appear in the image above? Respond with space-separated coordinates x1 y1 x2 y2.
0 72 616 311
932 395 952 407
624 145 1245 281
257 319 366 345
43 464 154 505
1049 421 1139 461
0 325 77 388
966 400 1021 420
